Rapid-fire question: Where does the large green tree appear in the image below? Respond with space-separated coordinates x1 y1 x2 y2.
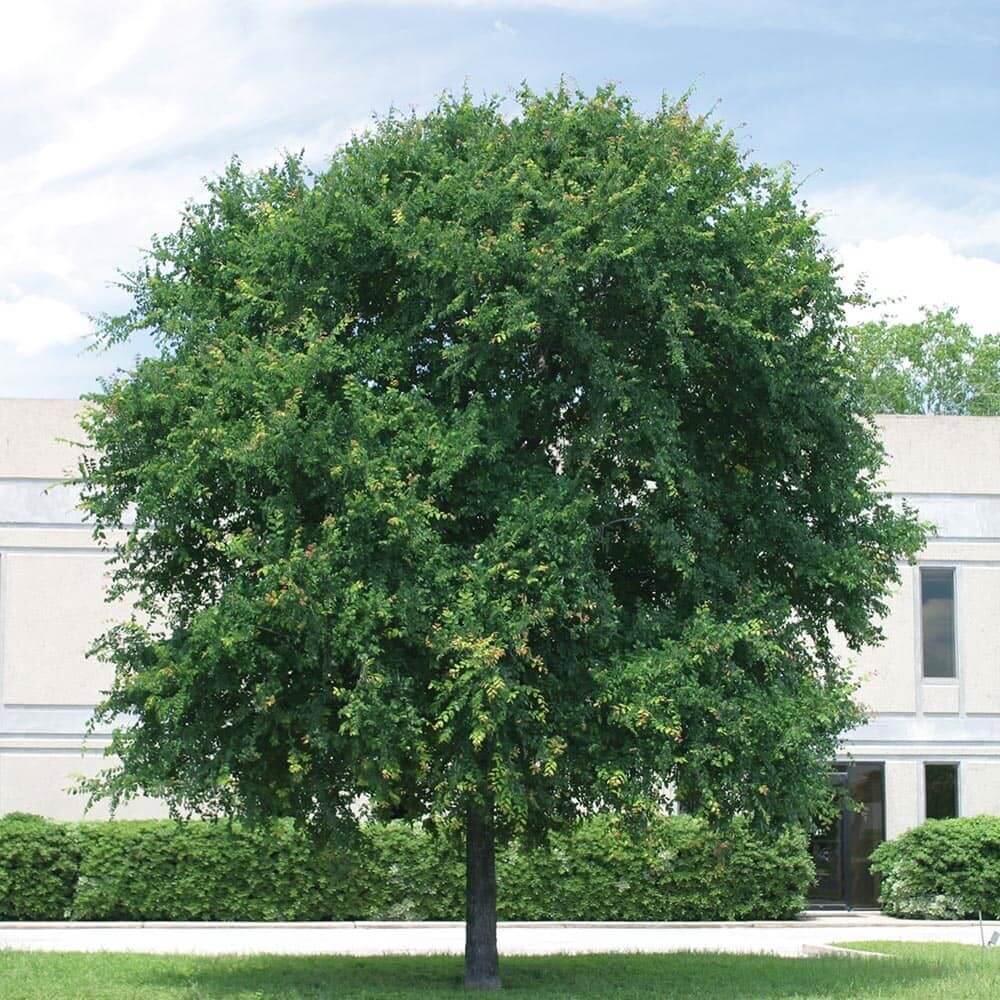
79 86 922 988
847 306 1000 415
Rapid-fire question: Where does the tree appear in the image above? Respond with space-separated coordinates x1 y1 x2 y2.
847 306 1000 415
78 86 923 988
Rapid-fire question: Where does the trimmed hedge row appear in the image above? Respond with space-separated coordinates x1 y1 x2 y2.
871 815 1000 919
0 813 80 920
0 812 813 921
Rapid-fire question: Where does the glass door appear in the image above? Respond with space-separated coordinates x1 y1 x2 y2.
810 769 847 905
844 762 885 908
809 763 885 908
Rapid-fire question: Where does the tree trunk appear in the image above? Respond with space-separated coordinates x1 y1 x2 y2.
464 800 501 990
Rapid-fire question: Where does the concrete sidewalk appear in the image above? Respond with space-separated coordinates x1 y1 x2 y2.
1 913 997 958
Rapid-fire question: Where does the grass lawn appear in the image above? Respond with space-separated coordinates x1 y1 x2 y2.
0 943 998 999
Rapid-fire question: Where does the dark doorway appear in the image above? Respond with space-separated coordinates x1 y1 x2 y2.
809 762 885 909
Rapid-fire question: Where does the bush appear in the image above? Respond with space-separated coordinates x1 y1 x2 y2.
71 820 349 920
0 813 80 919
498 815 813 921
0 813 813 921
871 815 1000 919
351 822 465 920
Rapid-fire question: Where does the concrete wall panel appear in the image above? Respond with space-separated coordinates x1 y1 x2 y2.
960 762 1000 817
0 752 165 821
922 684 960 715
853 571 917 715
1 553 122 706
0 400 86 479
958 566 1000 714
884 760 922 839
878 415 1000 496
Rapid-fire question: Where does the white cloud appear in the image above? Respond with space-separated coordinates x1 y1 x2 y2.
0 296 92 355
812 182 1000 258
837 235 1000 334
813 181 1000 334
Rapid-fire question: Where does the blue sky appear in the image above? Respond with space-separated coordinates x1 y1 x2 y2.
1 0 998 396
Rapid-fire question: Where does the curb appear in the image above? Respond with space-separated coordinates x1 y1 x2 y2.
0 920 849 931
802 944 888 959
1 917 997 930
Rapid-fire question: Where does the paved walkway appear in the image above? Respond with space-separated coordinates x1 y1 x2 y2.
1 913 997 958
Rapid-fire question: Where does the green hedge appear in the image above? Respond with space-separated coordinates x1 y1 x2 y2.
495 816 812 921
871 815 1000 919
71 820 351 921
0 813 812 921
0 813 80 920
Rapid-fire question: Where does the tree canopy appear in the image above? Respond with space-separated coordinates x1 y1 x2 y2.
847 306 1000 415
78 85 923 987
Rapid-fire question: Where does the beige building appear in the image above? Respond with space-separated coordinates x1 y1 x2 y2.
1 401 998 903
816 414 1000 907
0 399 160 820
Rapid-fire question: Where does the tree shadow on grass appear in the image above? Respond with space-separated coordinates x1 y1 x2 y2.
138 950 963 999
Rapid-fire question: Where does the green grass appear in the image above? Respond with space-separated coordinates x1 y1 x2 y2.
1 943 998 999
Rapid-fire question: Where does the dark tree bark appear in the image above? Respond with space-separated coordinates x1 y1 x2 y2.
464 800 500 990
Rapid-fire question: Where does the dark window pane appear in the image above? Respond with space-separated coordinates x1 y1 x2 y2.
921 567 956 678
926 763 959 820
846 763 885 908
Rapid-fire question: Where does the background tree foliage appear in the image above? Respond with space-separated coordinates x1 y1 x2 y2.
78 85 923 984
847 306 1000 415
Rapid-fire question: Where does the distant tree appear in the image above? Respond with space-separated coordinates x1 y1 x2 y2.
847 306 1000 415
78 86 923 989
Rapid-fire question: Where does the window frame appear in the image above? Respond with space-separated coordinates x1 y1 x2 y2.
923 761 961 821
919 565 958 681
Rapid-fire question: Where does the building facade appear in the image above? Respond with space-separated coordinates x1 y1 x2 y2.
0 399 160 820
1 401 998 897
816 414 1000 907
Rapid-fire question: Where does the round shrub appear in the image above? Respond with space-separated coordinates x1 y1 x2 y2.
871 815 1000 919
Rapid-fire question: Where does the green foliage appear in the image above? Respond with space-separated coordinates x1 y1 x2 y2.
846 306 1000 415
77 84 923 841
871 816 1000 919
496 814 812 920
0 813 80 919
347 820 466 920
70 819 351 921
0 815 810 921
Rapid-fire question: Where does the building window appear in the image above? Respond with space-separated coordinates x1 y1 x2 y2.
925 763 959 820
920 567 956 678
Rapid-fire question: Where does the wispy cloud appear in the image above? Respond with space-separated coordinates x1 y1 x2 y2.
309 0 999 43
1 0 997 393
282 0 644 11
0 0 462 392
